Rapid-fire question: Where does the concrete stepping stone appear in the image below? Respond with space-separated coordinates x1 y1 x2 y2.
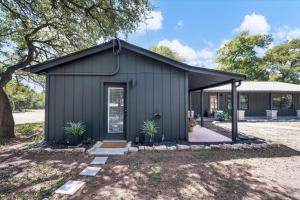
79 166 102 176
91 157 108 164
89 147 127 155
55 180 85 195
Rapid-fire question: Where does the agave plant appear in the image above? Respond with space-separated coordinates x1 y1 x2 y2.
64 121 86 136
141 120 158 143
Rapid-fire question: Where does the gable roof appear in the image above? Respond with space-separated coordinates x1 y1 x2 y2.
24 39 246 81
204 81 300 92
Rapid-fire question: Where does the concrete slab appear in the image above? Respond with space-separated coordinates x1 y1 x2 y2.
79 166 102 176
55 180 85 195
91 157 108 164
189 125 232 142
89 147 127 155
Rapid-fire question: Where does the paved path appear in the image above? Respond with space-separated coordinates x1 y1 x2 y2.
13 110 44 124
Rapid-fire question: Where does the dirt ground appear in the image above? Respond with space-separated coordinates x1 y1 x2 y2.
214 121 300 151
1 131 300 200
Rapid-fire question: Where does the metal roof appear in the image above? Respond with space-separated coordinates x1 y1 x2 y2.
204 81 300 92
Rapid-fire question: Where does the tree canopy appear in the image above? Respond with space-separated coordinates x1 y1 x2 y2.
216 32 272 81
264 39 300 84
149 46 183 62
0 0 152 138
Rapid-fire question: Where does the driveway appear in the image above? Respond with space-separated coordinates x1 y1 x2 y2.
215 121 300 151
13 109 45 124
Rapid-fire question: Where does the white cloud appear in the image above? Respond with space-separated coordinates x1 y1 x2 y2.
234 13 271 35
157 39 216 68
276 26 300 41
176 20 184 30
136 11 163 34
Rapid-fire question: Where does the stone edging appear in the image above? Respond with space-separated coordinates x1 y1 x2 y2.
128 143 278 153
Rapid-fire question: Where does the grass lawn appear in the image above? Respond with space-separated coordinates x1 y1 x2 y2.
1 122 300 199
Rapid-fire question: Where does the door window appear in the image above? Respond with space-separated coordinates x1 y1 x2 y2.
107 87 124 133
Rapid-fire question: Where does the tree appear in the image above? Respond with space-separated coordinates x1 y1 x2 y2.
216 32 272 80
149 46 183 62
0 0 151 139
263 39 300 84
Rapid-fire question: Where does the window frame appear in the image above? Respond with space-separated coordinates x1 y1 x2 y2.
239 94 249 110
272 93 293 110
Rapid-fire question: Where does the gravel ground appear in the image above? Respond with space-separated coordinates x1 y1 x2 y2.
214 121 300 151
13 110 45 124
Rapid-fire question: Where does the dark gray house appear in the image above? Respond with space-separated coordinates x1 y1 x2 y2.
191 81 300 118
27 39 245 143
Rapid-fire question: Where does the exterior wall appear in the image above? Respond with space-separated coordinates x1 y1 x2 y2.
191 91 300 117
45 49 188 143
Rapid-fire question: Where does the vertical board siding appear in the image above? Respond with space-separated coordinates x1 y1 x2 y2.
46 49 188 143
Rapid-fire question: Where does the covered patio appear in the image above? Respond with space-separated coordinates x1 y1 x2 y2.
187 66 246 143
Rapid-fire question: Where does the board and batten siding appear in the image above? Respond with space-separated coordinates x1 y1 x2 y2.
45 49 188 143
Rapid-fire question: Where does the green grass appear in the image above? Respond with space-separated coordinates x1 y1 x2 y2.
192 151 212 159
32 187 52 198
149 155 169 163
15 122 44 134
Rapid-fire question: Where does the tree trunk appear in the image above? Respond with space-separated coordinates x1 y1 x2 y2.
0 87 15 139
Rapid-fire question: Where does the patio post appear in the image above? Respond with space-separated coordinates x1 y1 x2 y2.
231 80 238 141
200 90 204 127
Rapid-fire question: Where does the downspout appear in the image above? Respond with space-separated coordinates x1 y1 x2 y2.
47 38 122 76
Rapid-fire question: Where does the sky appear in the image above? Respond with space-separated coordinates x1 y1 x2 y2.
127 0 300 68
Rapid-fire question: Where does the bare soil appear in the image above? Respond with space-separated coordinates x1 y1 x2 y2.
1 132 300 200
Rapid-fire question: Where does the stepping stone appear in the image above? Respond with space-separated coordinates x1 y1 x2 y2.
79 166 102 176
89 147 127 155
91 157 108 164
55 180 85 195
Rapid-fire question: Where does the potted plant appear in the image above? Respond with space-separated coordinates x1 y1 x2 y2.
64 121 85 146
188 118 197 132
141 120 158 146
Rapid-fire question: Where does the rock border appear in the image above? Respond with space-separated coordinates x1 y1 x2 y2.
128 143 278 153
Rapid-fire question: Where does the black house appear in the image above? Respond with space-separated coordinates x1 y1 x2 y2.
27 39 245 143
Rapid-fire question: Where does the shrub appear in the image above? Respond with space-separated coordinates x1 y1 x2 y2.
141 120 158 142
64 121 85 136
15 122 44 134
217 111 229 121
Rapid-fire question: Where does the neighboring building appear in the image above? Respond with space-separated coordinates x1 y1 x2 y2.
26 39 245 143
191 81 300 117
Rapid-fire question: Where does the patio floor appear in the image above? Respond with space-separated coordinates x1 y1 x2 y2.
189 125 232 143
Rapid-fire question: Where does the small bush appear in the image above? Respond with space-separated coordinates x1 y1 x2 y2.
31 133 44 142
217 111 229 121
64 121 85 136
141 120 158 142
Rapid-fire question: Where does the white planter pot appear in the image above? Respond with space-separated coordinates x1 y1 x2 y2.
266 110 278 120
297 110 300 119
237 110 245 120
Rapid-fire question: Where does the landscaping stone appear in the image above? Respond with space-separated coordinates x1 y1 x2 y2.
73 147 86 152
55 180 85 195
204 146 211 150
144 146 153 151
128 147 139 152
79 166 102 176
167 146 176 151
210 144 220 149
190 145 205 150
91 157 108 164
138 146 145 151
176 145 190 150
220 144 231 149
153 145 167 151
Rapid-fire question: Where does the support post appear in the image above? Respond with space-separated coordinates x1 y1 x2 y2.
231 80 238 141
200 90 204 127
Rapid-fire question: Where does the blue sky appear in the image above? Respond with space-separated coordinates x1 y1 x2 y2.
127 0 300 68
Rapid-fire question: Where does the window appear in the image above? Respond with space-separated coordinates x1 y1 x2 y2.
227 95 232 110
209 95 218 112
272 94 293 110
239 95 249 110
